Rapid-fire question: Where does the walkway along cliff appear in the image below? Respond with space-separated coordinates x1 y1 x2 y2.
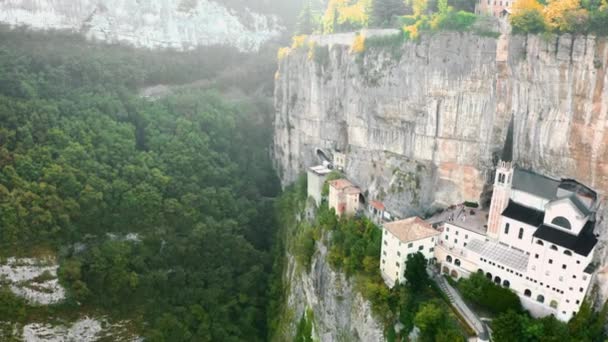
273 31 608 303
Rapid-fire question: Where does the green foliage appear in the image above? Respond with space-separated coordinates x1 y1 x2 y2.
589 8 608 35
294 309 315 342
372 0 407 27
492 300 608 342
404 252 429 292
458 271 522 314
511 9 548 34
0 27 281 340
294 224 317 269
414 301 465 342
0 290 26 322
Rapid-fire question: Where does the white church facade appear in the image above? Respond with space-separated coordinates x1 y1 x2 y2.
435 160 599 321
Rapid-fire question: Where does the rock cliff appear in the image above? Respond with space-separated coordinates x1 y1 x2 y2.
274 30 607 217
277 237 384 341
274 30 608 299
0 0 283 52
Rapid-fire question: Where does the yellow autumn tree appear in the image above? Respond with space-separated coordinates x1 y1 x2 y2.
323 0 371 33
543 0 581 31
410 0 429 17
351 34 366 53
511 0 543 14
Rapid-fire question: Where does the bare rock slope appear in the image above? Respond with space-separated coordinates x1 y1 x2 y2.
0 0 283 52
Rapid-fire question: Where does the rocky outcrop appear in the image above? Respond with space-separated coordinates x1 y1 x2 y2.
0 0 283 52
274 31 607 215
278 239 384 342
273 30 608 299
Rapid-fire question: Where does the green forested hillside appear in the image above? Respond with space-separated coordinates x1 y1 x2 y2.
0 27 280 341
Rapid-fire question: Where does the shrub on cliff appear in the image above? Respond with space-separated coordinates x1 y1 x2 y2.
458 271 522 315
511 8 547 34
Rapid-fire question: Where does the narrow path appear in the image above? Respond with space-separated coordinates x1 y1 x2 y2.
428 269 490 341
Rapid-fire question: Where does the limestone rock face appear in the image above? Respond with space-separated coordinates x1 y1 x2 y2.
274 31 608 300
0 0 283 52
274 32 608 217
280 239 384 342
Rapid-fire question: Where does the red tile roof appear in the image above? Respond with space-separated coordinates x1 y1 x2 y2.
370 200 385 211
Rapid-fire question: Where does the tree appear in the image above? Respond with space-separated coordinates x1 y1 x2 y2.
491 310 524 342
511 0 547 33
297 1 317 34
543 0 583 32
414 302 446 341
404 252 429 292
372 0 407 26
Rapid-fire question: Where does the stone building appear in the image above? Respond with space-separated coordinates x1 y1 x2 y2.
328 179 361 217
436 162 599 321
307 165 332 205
475 0 512 17
380 217 440 287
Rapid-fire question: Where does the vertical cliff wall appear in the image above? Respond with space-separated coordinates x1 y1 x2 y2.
273 31 608 299
276 238 384 342
0 0 283 51
274 32 607 215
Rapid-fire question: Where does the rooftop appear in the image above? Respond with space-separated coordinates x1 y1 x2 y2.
383 217 440 244
467 239 529 271
512 169 560 200
428 205 488 236
309 165 332 176
502 201 545 227
533 221 597 256
370 200 385 211
329 179 359 192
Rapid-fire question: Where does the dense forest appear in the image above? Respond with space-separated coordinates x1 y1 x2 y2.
0 26 282 340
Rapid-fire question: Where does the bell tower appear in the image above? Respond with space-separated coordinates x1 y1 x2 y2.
487 119 515 240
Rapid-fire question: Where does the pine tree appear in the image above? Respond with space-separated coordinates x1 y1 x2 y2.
372 0 407 27
296 1 316 35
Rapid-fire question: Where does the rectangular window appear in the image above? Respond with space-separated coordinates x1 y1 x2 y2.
396 262 400 267
384 240 387 245
456 231 459 236
549 259 553 264
408 243 413 248
429 247 434 252
518 228 524 239
535 254 539 259
397 251 400 257
562 264 567 270
504 223 510 234
455 239 458 244
418 245 424 251
465 234 468 239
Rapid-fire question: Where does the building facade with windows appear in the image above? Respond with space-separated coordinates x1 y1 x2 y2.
328 179 361 217
476 0 512 17
435 161 599 322
380 217 440 287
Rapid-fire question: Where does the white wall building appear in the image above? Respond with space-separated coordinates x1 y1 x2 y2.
380 217 440 287
307 165 332 205
434 161 599 322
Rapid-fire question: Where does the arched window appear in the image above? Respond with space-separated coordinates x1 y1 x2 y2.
550 300 558 309
455 259 461 267
552 216 572 230
550 245 558 251
450 270 459 278
494 276 501 285
486 272 493 280
518 228 524 240
446 255 453 263
524 289 532 297
536 239 544 246
503 280 510 288
564 250 572 256
537 295 545 303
